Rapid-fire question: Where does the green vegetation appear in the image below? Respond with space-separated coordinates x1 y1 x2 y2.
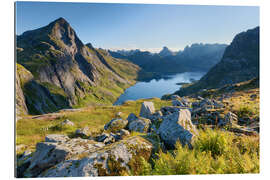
136 129 259 175
16 98 171 153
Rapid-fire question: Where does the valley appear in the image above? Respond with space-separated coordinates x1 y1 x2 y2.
16 17 260 177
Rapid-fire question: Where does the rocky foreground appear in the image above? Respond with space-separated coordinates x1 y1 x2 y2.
16 94 259 177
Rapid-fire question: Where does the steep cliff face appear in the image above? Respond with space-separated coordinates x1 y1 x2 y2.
176 27 259 96
16 18 140 115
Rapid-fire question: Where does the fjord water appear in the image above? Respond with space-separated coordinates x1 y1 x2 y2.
114 72 205 105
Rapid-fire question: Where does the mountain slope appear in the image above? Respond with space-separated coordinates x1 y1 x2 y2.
109 43 227 78
16 17 140 115
158 46 175 57
175 27 259 96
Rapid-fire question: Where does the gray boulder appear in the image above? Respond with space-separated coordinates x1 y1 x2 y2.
219 112 238 126
127 113 138 123
128 117 151 133
118 129 130 137
45 134 69 143
39 136 153 177
171 95 181 100
161 106 189 116
139 101 155 118
172 100 186 107
104 118 128 132
24 135 104 177
60 119 74 126
75 127 90 138
158 109 198 149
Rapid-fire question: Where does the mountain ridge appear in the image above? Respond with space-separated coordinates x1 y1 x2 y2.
16 17 140 115
175 26 259 96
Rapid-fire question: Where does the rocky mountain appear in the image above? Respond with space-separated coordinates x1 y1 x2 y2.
109 43 227 79
158 46 175 57
16 17 140 115
176 27 259 96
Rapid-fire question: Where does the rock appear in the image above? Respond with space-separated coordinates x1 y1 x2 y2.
158 109 198 149
24 135 105 177
75 127 90 138
149 110 163 122
250 94 257 99
139 101 155 118
60 119 74 126
39 136 153 177
127 113 138 123
96 133 110 142
116 112 122 117
103 133 116 145
118 129 130 137
219 112 238 126
172 100 185 107
161 106 189 116
104 118 128 132
45 134 69 143
171 95 181 100
128 117 151 133
197 96 204 100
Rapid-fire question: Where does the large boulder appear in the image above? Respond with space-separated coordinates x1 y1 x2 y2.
24 135 104 177
158 109 198 149
104 118 128 132
39 136 153 177
128 117 151 133
139 101 155 118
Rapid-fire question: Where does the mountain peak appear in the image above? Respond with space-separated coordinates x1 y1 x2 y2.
53 17 69 25
159 46 174 57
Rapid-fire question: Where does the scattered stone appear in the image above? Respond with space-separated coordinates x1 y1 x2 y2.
75 127 90 138
161 106 189 116
96 133 110 142
139 101 155 118
118 129 130 137
158 109 198 149
250 94 257 99
222 112 238 126
172 100 185 107
60 119 74 126
45 134 69 143
116 112 122 117
171 95 181 100
128 117 151 133
197 96 204 100
104 118 128 132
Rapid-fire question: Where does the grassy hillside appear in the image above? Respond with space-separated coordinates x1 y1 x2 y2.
16 98 171 153
16 78 260 175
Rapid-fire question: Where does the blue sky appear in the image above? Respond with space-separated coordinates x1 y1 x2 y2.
16 2 259 52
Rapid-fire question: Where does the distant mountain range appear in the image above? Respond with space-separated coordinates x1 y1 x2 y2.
175 26 259 96
108 43 227 79
16 17 140 115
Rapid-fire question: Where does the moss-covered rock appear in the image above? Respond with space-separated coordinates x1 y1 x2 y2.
37 136 153 177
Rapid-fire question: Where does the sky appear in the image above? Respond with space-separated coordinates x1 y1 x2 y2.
16 2 259 52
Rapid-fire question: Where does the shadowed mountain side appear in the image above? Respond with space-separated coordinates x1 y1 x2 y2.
175 26 259 96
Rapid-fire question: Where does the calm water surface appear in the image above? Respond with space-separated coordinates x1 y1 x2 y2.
114 72 205 105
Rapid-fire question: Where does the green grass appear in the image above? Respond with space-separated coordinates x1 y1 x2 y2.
16 98 171 153
136 128 259 175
